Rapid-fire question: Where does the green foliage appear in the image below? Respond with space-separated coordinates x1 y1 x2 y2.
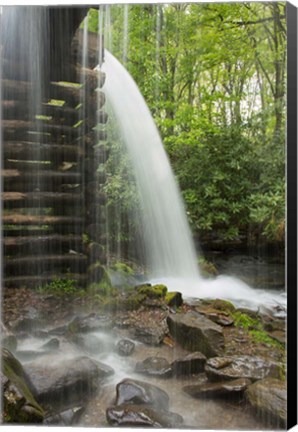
232 311 259 329
232 311 284 349
88 3 286 249
36 278 84 296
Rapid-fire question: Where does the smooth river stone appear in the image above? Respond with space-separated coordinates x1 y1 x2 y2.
135 356 172 378
115 378 170 410
183 377 251 398
106 404 183 428
205 355 282 382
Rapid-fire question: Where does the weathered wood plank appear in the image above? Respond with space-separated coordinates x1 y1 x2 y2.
3 235 84 255
4 254 88 275
3 141 84 161
2 191 83 208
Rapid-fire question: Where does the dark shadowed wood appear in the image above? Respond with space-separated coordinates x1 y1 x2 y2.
3 170 82 192
2 191 83 208
3 235 84 255
3 141 84 161
3 214 83 226
5 254 88 275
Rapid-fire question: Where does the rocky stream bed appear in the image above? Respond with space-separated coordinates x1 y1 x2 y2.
1 284 286 429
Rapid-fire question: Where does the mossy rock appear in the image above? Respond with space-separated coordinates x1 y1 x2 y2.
136 284 167 299
165 292 183 307
123 293 147 310
211 299 236 313
2 348 44 423
110 261 135 275
87 263 116 296
198 258 218 277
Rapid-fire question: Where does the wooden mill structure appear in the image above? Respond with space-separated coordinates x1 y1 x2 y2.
1 7 108 289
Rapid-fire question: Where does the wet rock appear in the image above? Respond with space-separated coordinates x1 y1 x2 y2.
48 325 68 336
2 335 18 353
165 291 183 307
11 318 43 334
32 330 50 339
44 406 85 425
2 348 44 423
116 339 135 356
134 325 166 346
135 357 172 378
183 378 251 398
207 312 234 326
25 356 114 409
205 355 282 382
71 334 106 355
171 352 206 376
106 404 183 428
269 330 285 345
15 350 48 362
167 311 224 357
245 378 286 427
40 338 60 351
1 323 17 353
67 313 114 334
115 378 170 410
210 299 236 312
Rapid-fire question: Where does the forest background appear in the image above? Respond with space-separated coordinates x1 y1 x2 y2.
86 2 286 259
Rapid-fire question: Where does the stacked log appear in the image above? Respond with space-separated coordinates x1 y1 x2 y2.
2 29 107 289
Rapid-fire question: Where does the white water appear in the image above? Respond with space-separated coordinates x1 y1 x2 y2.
102 50 201 281
101 50 286 312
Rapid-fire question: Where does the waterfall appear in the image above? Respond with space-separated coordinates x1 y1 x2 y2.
101 50 286 310
102 50 202 291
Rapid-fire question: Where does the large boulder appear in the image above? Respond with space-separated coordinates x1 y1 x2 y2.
171 351 207 376
135 357 172 378
134 325 166 346
245 378 286 427
114 378 170 410
167 312 224 357
106 404 183 428
205 356 282 382
24 355 114 410
2 348 44 423
183 378 251 399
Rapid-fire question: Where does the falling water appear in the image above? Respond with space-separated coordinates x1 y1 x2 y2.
102 50 286 311
102 50 201 287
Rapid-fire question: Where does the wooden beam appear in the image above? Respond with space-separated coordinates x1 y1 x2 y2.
2 192 83 208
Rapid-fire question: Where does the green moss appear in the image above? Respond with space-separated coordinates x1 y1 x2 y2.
110 261 134 275
249 329 284 349
136 284 167 298
212 299 236 312
2 349 44 423
123 293 147 310
232 311 259 329
87 263 116 295
232 311 285 351
165 291 183 307
198 258 218 277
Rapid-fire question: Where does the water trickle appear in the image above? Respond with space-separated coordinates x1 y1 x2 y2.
102 50 202 286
